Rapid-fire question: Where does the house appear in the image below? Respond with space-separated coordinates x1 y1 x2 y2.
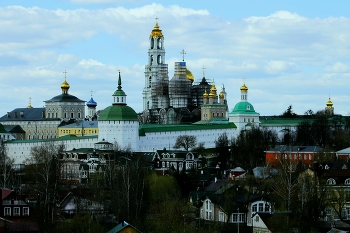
265 145 330 167
151 149 203 174
252 213 272 233
58 190 104 219
0 189 39 232
107 221 141 233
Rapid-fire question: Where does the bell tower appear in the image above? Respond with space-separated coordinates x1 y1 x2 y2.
142 19 170 110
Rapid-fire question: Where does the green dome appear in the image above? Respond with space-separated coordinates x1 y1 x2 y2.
99 105 138 121
230 101 258 115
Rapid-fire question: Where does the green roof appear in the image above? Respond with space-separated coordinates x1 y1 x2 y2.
230 101 258 115
259 117 314 127
99 105 138 121
138 123 236 136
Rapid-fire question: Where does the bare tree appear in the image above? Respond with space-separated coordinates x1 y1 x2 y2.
173 135 197 151
271 156 299 211
26 141 64 223
0 139 14 189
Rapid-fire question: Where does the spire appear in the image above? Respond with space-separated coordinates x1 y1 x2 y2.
27 97 33 108
180 49 186 61
112 70 127 105
150 18 163 38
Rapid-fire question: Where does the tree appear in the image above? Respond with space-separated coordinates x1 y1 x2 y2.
26 141 64 224
280 105 297 118
173 135 197 151
0 139 14 188
215 132 229 169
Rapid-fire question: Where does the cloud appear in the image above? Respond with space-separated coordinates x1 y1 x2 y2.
264 60 301 74
324 62 350 73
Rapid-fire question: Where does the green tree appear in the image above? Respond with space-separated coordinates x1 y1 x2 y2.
173 135 197 151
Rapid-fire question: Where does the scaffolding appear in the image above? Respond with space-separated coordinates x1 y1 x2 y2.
151 64 170 109
169 62 192 108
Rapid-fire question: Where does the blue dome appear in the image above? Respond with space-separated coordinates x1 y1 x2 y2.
86 97 97 108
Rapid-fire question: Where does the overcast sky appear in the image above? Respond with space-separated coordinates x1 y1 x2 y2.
1 0 350 117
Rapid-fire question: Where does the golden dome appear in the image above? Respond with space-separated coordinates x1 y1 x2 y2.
203 88 208 98
150 22 163 38
219 91 224 99
61 78 70 90
210 83 217 94
326 97 333 108
186 69 194 82
240 83 248 92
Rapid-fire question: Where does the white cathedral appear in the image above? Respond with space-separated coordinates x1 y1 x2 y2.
2 21 260 166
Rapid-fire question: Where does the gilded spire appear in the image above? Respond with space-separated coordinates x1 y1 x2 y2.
150 18 163 38
27 97 33 108
326 96 333 108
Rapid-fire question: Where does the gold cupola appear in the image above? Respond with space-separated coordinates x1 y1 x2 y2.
150 20 163 38
219 91 224 99
240 83 248 92
209 83 216 98
61 70 70 94
186 69 194 83
326 97 333 108
203 88 208 98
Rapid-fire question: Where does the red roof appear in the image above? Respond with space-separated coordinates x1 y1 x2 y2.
1 189 12 200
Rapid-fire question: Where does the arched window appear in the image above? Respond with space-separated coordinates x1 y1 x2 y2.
345 178 350 185
326 178 336 185
150 38 154 49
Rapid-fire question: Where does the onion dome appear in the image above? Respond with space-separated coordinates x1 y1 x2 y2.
326 97 333 108
203 88 208 98
209 82 217 97
240 83 248 92
186 69 194 83
61 71 70 94
150 21 163 38
86 97 97 108
219 91 224 99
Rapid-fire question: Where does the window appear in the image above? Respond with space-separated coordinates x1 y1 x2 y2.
258 203 264 212
219 211 225 222
345 178 350 185
4 207 11 216
23 207 29 216
205 200 212 220
327 178 336 185
232 213 244 223
14 207 20 216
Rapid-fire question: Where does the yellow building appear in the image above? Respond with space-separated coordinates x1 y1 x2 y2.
57 121 98 137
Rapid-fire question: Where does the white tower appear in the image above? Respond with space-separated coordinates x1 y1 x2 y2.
142 19 170 110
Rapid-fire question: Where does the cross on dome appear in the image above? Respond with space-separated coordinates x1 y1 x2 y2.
180 49 186 61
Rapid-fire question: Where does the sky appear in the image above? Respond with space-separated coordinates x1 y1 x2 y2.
1 0 350 117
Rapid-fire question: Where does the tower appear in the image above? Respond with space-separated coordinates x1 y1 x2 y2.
325 96 334 116
86 91 97 119
98 71 139 150
229 82 259 132
142 19 170 110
